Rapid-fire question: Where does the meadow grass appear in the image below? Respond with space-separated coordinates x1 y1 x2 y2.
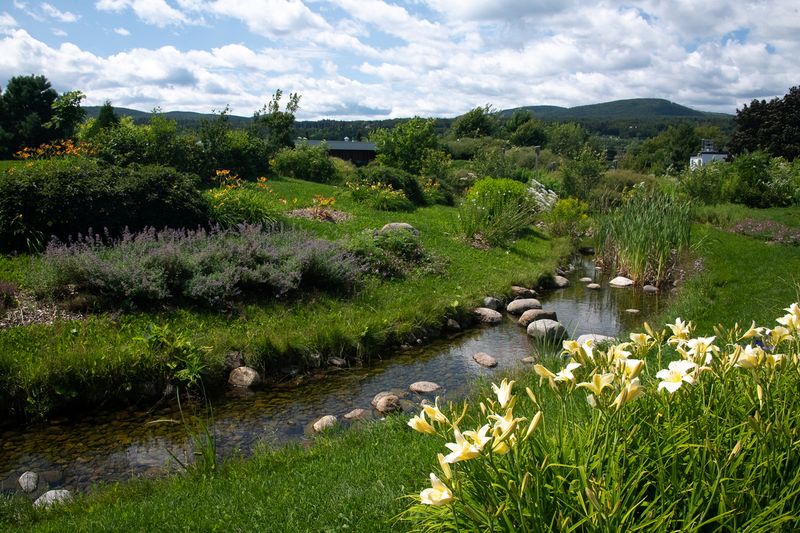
2 207 799 531
0 177 569 419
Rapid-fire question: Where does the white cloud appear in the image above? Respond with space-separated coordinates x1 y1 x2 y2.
113 27 130 35
51 27 67 36
96 0 190 27
0 12 18 30
41 3 79 23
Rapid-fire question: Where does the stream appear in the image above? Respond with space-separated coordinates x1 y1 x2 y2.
0 257 667 496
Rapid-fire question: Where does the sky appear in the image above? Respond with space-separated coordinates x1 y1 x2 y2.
0 1 797 120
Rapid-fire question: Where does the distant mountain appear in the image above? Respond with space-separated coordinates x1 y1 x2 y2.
83 106 252 126
501 98 730 121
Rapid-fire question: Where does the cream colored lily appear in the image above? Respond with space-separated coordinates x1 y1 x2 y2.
730 344 764 369
408 411 437 435
554 362 582 383
420 473 454 506
491 379 515 409
443 428 481 463
739 321 761 340
777 304 800 332
684 336 719 365
667 318 692 347
606 343 632 362
463 424 492 450
576 372 616 396
612 378 644 410
422 398 449 425
656 360 697 393
617 358 644 380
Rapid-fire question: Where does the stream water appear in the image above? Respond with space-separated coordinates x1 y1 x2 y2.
0 257 667 496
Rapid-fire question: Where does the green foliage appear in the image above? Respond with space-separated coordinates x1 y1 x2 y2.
46 90 86 139
561 144 606 200
541 198 590 243
458 177 540 246
251 89 301 152
450 105 498 138
0 74 59 157
355 164 426 206
471 145 532 183
372 117 440 175
730 152 797 208
622 123 701 175
0 158 208 252
96 100 121 130
272 143 338 183
206 184 277 228
196 109 270 180
138 323 209 388
348 181 414 211
443 136 504 160
0 280 18 311
588 169 657 212
731 85 800 160
595 186 692 285
546 122 590 158
346 228 439 279
510 119 547 147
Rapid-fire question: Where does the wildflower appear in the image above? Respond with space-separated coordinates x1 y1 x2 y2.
554 362 582 383
667 318 692 347
576 372 615 396
777 303 800 332
533 364 556 380
420 473 454 506
739 321 761 340
491 378 515 409
523 411 543 440
656 360 697 393
562 339 581 357
408 411 437 435
444 428 481 463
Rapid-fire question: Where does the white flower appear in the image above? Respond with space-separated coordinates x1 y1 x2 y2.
656 360 697 393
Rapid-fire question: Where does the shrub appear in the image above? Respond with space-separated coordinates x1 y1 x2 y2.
347 228 439 279
0 158 208 252
561 144 606 200
595 185 692 285
458 177 541 246
589 169 658 212
348 181 414 211
678 160 735 205
206 174 277 228
34 225 363 309
402 307 800 531
272 143 339 183
471 146 530 183
730 152 797 208
355 164 426 206
443 137 504 160
541 198 590 243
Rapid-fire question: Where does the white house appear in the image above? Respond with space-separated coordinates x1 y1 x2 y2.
689 139 728 170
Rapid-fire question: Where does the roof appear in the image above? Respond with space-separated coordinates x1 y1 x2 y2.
302 140 376 151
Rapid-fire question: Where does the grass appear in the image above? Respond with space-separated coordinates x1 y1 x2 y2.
0 177 569 420
2 206 798 531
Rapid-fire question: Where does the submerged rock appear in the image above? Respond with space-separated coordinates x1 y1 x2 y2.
473 307 502 324
609 276 634 288
343 408 369 421
312 415 337 432
526 319 567 341
518 309 558 327
506 298 542 315
228 366 261 388
643 284 659 293
586 283 601 290
472 352 498 368
409 381 440 394
34 489 72 508
552 275 570 288
18 471 38 493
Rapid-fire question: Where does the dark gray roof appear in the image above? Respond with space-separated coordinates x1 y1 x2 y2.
302 140 376 151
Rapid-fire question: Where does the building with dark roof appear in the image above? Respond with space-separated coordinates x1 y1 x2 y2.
301 139 377 166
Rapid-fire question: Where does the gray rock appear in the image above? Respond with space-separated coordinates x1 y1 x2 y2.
643 284 659 293
445 318 461 332
483 296 503 310
526 319 567 341
609 276 634 288
586 283 601 290
506 298 542 315
33 489 72 508
379 222 419 236
576 333 616 345
409 381 440 394
552 275 570 288
521 356 536 364
343 408 369 420
312 415 338 432
223 351 244 371
511 285 537 298
328 357 347 368
625 308 640 314
474 307 502 324
18 471 38 493
473 352 498 368
579 277 593 283
228 366 261 388
374 393 402 414
518 309 558 327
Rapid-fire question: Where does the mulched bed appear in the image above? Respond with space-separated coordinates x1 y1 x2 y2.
0 292 84 329
287 208 352 223
728 218 800 245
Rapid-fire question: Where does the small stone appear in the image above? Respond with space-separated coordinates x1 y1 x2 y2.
586 283 601 290
472 352 498 368
343 408 369 420
379 222 419 236
445 318 461 332
579 277 593 283
552 275 570 288
521 356 536 364
643 285 659 293
483 296 503 310
518 309 558 327
328 357 347 368
474 307 502 324
526 319 567 342
609 276 635 288
409 381 440 394
576 334 616 345
34 489 72 508
511 286 537 298
625 308 640 314
312 415 337 432
228 366 261 388
18 471 38 493
506 298 542 315
375 394 402 414
223 351 244 371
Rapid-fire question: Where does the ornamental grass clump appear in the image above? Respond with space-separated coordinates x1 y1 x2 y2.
595 184 692 285
401 303 800 531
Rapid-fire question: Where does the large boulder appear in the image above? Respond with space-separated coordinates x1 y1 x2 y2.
379 222 419 236
228 366 261 388
518 309 558 327
526 319 567 342
473 352 498 368
506 298 542 315
34 489 72 508
609 276 634 288
474 307 502 324
312 415 338 432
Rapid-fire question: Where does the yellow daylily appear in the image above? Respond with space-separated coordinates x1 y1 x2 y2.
607 343 632 362
684 336 720 365
523 411 543 440
562 339 581 357
612 378 644 410
533 364 556 380
463 424 492 450
730 344 764 369
777 305 800 332
629 332 652 349
656 360 697 393
491 379 515 409
667 318 692 347
436 453 452 480
408 411 437 435
422 398 449 424
420 473 454 506
617 358 644 380
739 321 761 340
444 428 481 463
554 362 582 383
576 372 616 396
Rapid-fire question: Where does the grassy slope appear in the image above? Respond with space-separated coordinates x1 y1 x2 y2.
3 210 799 531
0 178 569 419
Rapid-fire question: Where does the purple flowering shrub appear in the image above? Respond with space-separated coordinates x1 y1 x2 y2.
36 224 363 309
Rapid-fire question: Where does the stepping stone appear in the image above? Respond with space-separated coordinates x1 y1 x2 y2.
526 319 567 342
343 408 369 420
609 276 634 288
506 298 542 315
643 285 659 293
409 381 440 394
483 296 503 310
518 309 558 327
579 277 593 283
312 415 338 432
372 392 402 413
473 352 498 368
520 356 536 364
228 366 261 388
511 286 537 298
587 283 601 290
552 275 570 288
474 307 502 324
625 308 640 314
